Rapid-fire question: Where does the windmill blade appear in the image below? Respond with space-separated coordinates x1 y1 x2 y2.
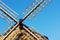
0 1 18 23
0 1 19 35
0 8 14 34
0 7 18 23
22 0 42 15
19 0 44 23
0 1 19 19
0 10 13 22
0 9 16 35
21 0 51 21
29 0 51 20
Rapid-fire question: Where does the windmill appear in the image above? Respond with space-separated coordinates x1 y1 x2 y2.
0 0 51 40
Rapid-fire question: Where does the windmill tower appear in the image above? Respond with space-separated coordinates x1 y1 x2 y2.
0 0 51 40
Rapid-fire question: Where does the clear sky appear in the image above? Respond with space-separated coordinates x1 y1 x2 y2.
0 0 60 40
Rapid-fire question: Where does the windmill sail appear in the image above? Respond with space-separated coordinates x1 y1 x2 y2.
0 1 19 19
22 0 51 20
0 1 19 35
20 0 44 23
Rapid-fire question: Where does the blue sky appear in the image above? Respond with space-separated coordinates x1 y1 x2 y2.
0 0 60 40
